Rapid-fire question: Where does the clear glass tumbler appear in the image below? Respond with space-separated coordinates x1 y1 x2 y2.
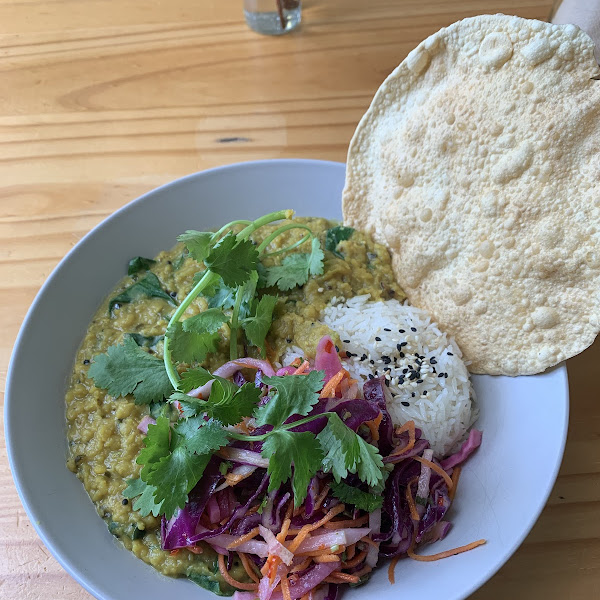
244 0 301 36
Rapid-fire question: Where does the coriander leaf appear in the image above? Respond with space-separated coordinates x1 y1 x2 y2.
329 480 383 512
318 413 384 487
325 226 354 259
355 436 385 487
179 367 214 393
264 253 309 291
261 430 323 506
146 446 212 518
109 272 175 313
128 333 164 349
174 417 229 455
255 370 324 428
307 236 325 276
169 391 206 418
193 270 222 297
123 478 163 517
204 233 259 287
207 380 260 426
166 321 221 364
182 309 229 335
89 337 173 404
177 230 214 264
204 279 236 310
137 416 171 478
128 256 156 275
317 413 360 481
242 294 277 353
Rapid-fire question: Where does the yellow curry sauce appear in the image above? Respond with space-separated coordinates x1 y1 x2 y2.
65 217 404 593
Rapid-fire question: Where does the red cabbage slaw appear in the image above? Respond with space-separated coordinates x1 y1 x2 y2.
159 336 483 599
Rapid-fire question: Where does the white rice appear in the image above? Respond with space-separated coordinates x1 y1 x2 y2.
319 295 478 458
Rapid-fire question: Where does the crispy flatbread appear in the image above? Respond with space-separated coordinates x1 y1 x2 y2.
343 14 600 375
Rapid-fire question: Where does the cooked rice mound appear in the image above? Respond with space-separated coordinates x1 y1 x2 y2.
321 295 477 457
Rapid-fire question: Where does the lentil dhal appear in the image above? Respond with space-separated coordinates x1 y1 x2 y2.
65 217 404 592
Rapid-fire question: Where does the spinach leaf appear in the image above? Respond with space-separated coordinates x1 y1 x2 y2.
109 272 175 313
187 572 235 596
127 256 156 275
325 225 354 258
129 333 164 349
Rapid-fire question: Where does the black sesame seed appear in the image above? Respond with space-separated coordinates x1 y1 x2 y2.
368 374 374 380
384 379 390 387
411 392 416 398
286 338 292 343
346 352 354 358
423 391 428 395
430 358 437 365
83 359 90 365
382 356 391 364
335 345 340 352
438 372 444 378
444 373 449 378
416 379 423 384
169 291 177 298
400 342 407 347
361 354 368 361
369 359 375 365
343 339 351 344
399 352 405 358
402 368 409 374
384 328 391 332
375 336 381 341
401 401 410 407
122 499 129 505
408 365 413 370
410 327 417 332
447 352 454 356
391 392 397 398
399 329 405 333
398 378 405 385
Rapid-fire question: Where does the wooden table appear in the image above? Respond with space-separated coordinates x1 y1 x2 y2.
2 1 598 598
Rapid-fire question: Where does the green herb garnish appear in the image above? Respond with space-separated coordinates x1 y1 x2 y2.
127 256 156 275
329 480 384 513
108 272 175 313
325 225 354 258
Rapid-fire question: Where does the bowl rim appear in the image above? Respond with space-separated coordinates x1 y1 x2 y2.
4 158 570 600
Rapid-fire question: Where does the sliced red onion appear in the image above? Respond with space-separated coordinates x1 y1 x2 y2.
206 495 221 524
137 415 156 434
259 525 294 565
187 380 213 399
198 528 270 557
276 365 297 376
269 562 340 600
233 593 259 600
214 464 258 493
295 527 371 553
366 508 381 567
416 448 434 518
214 358 277 379
217 447 270 468
315 335 342 384
258 562 288 600
440 429 483 470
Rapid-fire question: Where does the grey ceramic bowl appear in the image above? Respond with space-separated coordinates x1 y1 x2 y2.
6 159 568 600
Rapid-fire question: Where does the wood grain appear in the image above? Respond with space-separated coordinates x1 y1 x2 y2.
3 1 599 598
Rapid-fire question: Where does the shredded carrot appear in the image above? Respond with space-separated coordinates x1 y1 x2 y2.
276 502 294 543
324 514 369 529
269 557 281 585
345 543 356 561
353 565 372 578
388 556 399 584
324 572 360 584
186 544 204 555
288 504 346 553
300 595 310 600
290 357 303 368
314 554 341 563
170 549 180 556
413 456 454 491
290 558 312 573
408 537 486 562
280 574 292 600
237 419 251 434
239 552 260 583
225 469 256 487
391 420 416 456
320 369 345 398
293 360 310 375
449 466 461 501
313 484 330 512
227 527 260 549
246 504 260 515
218 553 259 591
365 412 383 443
360 535 379 548
405 476 420 521
342 549 367 569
